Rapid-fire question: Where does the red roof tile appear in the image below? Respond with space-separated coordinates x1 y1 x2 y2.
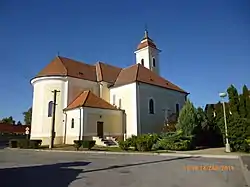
64 90 119 110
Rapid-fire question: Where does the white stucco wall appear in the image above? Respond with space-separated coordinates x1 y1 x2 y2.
138 82 187 134
64 108 82 144
64 107 124 144
110 83 138 137
67 77 100 104
135 46 160 75
30 76 68 144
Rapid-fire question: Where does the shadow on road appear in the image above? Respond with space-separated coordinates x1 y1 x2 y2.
82 156 194 173
0 161 91 187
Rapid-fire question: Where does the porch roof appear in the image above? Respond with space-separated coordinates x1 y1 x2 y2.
64 90 119 111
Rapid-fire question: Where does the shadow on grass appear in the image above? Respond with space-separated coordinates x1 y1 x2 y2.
82 156 194 174
0 161 91 187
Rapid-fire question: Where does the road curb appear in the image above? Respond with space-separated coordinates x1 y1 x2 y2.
6 148 240 159
238 156 250 187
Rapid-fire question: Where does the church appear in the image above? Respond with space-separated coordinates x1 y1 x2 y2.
30 30 189 146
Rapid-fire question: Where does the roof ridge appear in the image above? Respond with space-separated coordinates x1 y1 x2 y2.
82 90 91 106
121 63 137 70
67 91 85 108
57 56 69 74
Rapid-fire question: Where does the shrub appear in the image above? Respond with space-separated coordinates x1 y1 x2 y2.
82 140 96 150
29 140 42 149
136 135 154 152
154 131 195 151
17 139 30 148
126 135 138 150
118 140 130 151
73 140 82 150
9 139 18 148
230 137 250 152
9 139 42 149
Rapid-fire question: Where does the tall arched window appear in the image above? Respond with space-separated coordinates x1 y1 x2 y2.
152 58 156 67
149 99 154 114
176 103 180 114
141 59 144 66
71 118 74 128
48 101 53 117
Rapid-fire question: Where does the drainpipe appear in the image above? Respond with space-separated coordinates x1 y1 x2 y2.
63 111 67 144
82 107 84 140
79 107 82 141
137 82 141 135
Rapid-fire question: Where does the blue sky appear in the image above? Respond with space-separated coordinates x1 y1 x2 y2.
1 0 250 122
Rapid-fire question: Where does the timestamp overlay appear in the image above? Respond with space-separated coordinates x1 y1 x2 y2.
184 165 235 171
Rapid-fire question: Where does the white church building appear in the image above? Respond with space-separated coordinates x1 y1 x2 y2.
30 30 189 145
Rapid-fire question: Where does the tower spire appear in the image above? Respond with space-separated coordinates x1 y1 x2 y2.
144 24 148 38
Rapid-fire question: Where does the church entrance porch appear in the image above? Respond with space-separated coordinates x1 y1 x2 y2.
64 107 126 145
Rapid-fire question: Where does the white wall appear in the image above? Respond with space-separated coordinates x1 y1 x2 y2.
138 82 187 134
64 108 82 144
110 83 138 137
67 77 100 104
64 107 124 144
30 76 68 142
135 45 160 75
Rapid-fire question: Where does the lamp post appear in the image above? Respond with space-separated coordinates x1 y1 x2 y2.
219 92 231 153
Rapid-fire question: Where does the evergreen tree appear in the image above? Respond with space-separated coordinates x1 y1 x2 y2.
206 104 215 124
239 85 249 118
227 85 240 116
176 99 197 136
23 107 32 125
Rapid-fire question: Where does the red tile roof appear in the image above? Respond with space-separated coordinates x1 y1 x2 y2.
0 123 30 134
114 64 187 93
33 56 187 94
64 90 119 111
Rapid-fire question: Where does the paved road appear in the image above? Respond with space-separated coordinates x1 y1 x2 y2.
0 149 248 187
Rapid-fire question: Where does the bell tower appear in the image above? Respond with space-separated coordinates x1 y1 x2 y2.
134 29 161 75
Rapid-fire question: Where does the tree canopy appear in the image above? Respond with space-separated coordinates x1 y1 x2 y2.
176 99 197 136
23 107 32 125
0 116 15 124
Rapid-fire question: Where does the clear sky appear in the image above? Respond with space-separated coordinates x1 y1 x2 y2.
1 0 250 123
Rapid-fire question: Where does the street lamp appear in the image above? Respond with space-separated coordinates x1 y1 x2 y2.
219 92 231 153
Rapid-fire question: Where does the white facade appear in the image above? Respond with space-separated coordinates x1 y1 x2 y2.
110 83 138 137
137 83 186 134
30 76 68 145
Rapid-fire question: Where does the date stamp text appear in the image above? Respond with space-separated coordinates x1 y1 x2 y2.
184 165 234 171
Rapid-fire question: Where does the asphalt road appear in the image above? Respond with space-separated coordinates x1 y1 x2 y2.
0 149 248 187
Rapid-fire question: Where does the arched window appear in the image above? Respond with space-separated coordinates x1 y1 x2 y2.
48 101 53 117
176 103 180 114
149 99 154 114
152 58 156 67
141 59 144 66
71 118 74 128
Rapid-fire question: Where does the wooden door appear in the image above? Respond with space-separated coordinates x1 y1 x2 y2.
97 121 104 138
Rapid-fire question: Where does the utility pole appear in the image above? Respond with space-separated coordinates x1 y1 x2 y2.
49 90 60 149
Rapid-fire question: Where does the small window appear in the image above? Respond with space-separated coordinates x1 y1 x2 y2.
112 94 116 105
149 99 154 114
176 103 180 114
141 59 144 66
118 98 122 108
71 118 74 128
48 101 53 117
152 58 156 67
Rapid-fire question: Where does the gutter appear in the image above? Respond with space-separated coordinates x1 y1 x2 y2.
63 111 67 144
